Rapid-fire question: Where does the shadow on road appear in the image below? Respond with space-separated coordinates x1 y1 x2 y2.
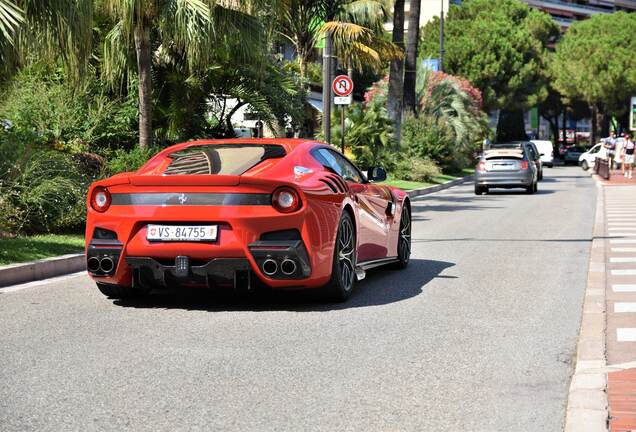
112 258 455 312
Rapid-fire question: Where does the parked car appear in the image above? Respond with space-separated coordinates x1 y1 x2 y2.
489 141 543 180
558 144 574 157
579 143 604 171
475 145 539 195
531 140 554 168
85 139 412 302
564 146 587 165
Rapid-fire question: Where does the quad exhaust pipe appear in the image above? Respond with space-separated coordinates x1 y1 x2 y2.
262 259 278 276
87 257 100 273
280 259 297 276
100 256 114 273
88 255 116 274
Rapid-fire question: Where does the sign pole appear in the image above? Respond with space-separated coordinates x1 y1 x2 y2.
332 74 353 153
340 106 345 153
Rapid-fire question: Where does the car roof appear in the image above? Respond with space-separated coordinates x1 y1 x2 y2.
484 148 524 159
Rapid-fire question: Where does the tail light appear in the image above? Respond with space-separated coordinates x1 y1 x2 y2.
477 161 487 172
520 161 529 170
90 187 111 212
272 187 301 213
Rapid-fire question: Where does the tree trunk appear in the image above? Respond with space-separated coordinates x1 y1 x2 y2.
403 0 421 114
561 108 567 146
590 104 597 147
387 0 405 148
134 26 152 149
322 33 333 143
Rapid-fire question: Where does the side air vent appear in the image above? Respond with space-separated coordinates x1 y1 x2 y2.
319 178 338 193
327 174 348 193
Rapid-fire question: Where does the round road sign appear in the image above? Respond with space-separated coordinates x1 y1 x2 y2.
332 75 353 97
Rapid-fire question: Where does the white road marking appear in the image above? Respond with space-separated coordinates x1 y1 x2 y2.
610 257 636 263
608 233 636 237
0 272 87 293
612 248 636 253
609 228 636 231
614 303 636 313
610 239 636 244
616 328 636 342
611 269 636 276
608 223 636 226
613 284 636 292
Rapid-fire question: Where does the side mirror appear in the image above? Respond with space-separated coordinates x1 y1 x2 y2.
540 153 545 156
367 167 387 182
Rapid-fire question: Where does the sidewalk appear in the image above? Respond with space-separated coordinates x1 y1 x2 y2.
602 184 636 431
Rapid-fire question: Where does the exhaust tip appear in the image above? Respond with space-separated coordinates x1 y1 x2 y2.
100 256 115 273
280 259 297 276
87 256 100 273
262 258 278 276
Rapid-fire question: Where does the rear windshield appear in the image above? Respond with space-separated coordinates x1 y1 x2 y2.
164 144 286 175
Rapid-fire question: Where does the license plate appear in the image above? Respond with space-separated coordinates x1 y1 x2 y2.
146 225 218 242
489 162 516 171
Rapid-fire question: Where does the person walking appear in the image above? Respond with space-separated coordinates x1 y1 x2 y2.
622 134 635 179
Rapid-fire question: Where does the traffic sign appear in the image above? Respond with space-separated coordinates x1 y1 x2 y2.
332 75 353 97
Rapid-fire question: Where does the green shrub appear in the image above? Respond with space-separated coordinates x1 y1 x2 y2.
104 146 161 175
0 150 88 234
394 155 441 182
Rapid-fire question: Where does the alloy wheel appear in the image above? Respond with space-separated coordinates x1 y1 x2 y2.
398 206 411 264
337 216 355 291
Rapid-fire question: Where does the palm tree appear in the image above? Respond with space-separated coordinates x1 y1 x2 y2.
277 0 397 142
102 0 261 148
0 0 93 80
417 68 486 152
403 0 421 114
387 0 405 147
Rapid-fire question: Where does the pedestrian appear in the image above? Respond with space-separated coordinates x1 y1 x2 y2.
622 134 635 179
604 132 618 169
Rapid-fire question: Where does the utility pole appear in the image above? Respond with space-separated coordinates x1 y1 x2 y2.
440 0 444 72
322 34 333 143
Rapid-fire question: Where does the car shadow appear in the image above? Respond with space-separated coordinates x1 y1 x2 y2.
112 258 455 312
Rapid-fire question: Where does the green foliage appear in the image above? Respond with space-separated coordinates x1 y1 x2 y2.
551 11 636 115
104 146 159 175
401 114 455 167
420 0 559 111
394 154 441 183
0 63 138 151
0 140 91 234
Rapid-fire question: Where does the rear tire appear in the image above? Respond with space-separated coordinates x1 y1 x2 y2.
474 184 485 195
96 282 149 299
525 182 535 194
392 204 411 270
581 160 589 171
324 212 356 302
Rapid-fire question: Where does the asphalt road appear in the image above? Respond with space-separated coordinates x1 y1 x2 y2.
0 167 595 432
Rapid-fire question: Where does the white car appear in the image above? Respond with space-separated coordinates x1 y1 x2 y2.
579 143 604 171
531 140 554 168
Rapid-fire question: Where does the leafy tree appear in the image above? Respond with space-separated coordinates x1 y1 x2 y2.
551 11 636 143
420 0 559 113
0 0 93 81
102 0 261 148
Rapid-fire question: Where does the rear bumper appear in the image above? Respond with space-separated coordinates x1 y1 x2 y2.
475 170 534 187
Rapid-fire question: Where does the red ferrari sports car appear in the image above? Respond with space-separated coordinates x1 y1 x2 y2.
85 138 411 301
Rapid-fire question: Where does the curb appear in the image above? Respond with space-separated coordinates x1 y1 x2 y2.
563 182 608 432
407 175 474 198
0 253 85 288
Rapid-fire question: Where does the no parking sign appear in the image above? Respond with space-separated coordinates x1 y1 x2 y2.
332 75 353 105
